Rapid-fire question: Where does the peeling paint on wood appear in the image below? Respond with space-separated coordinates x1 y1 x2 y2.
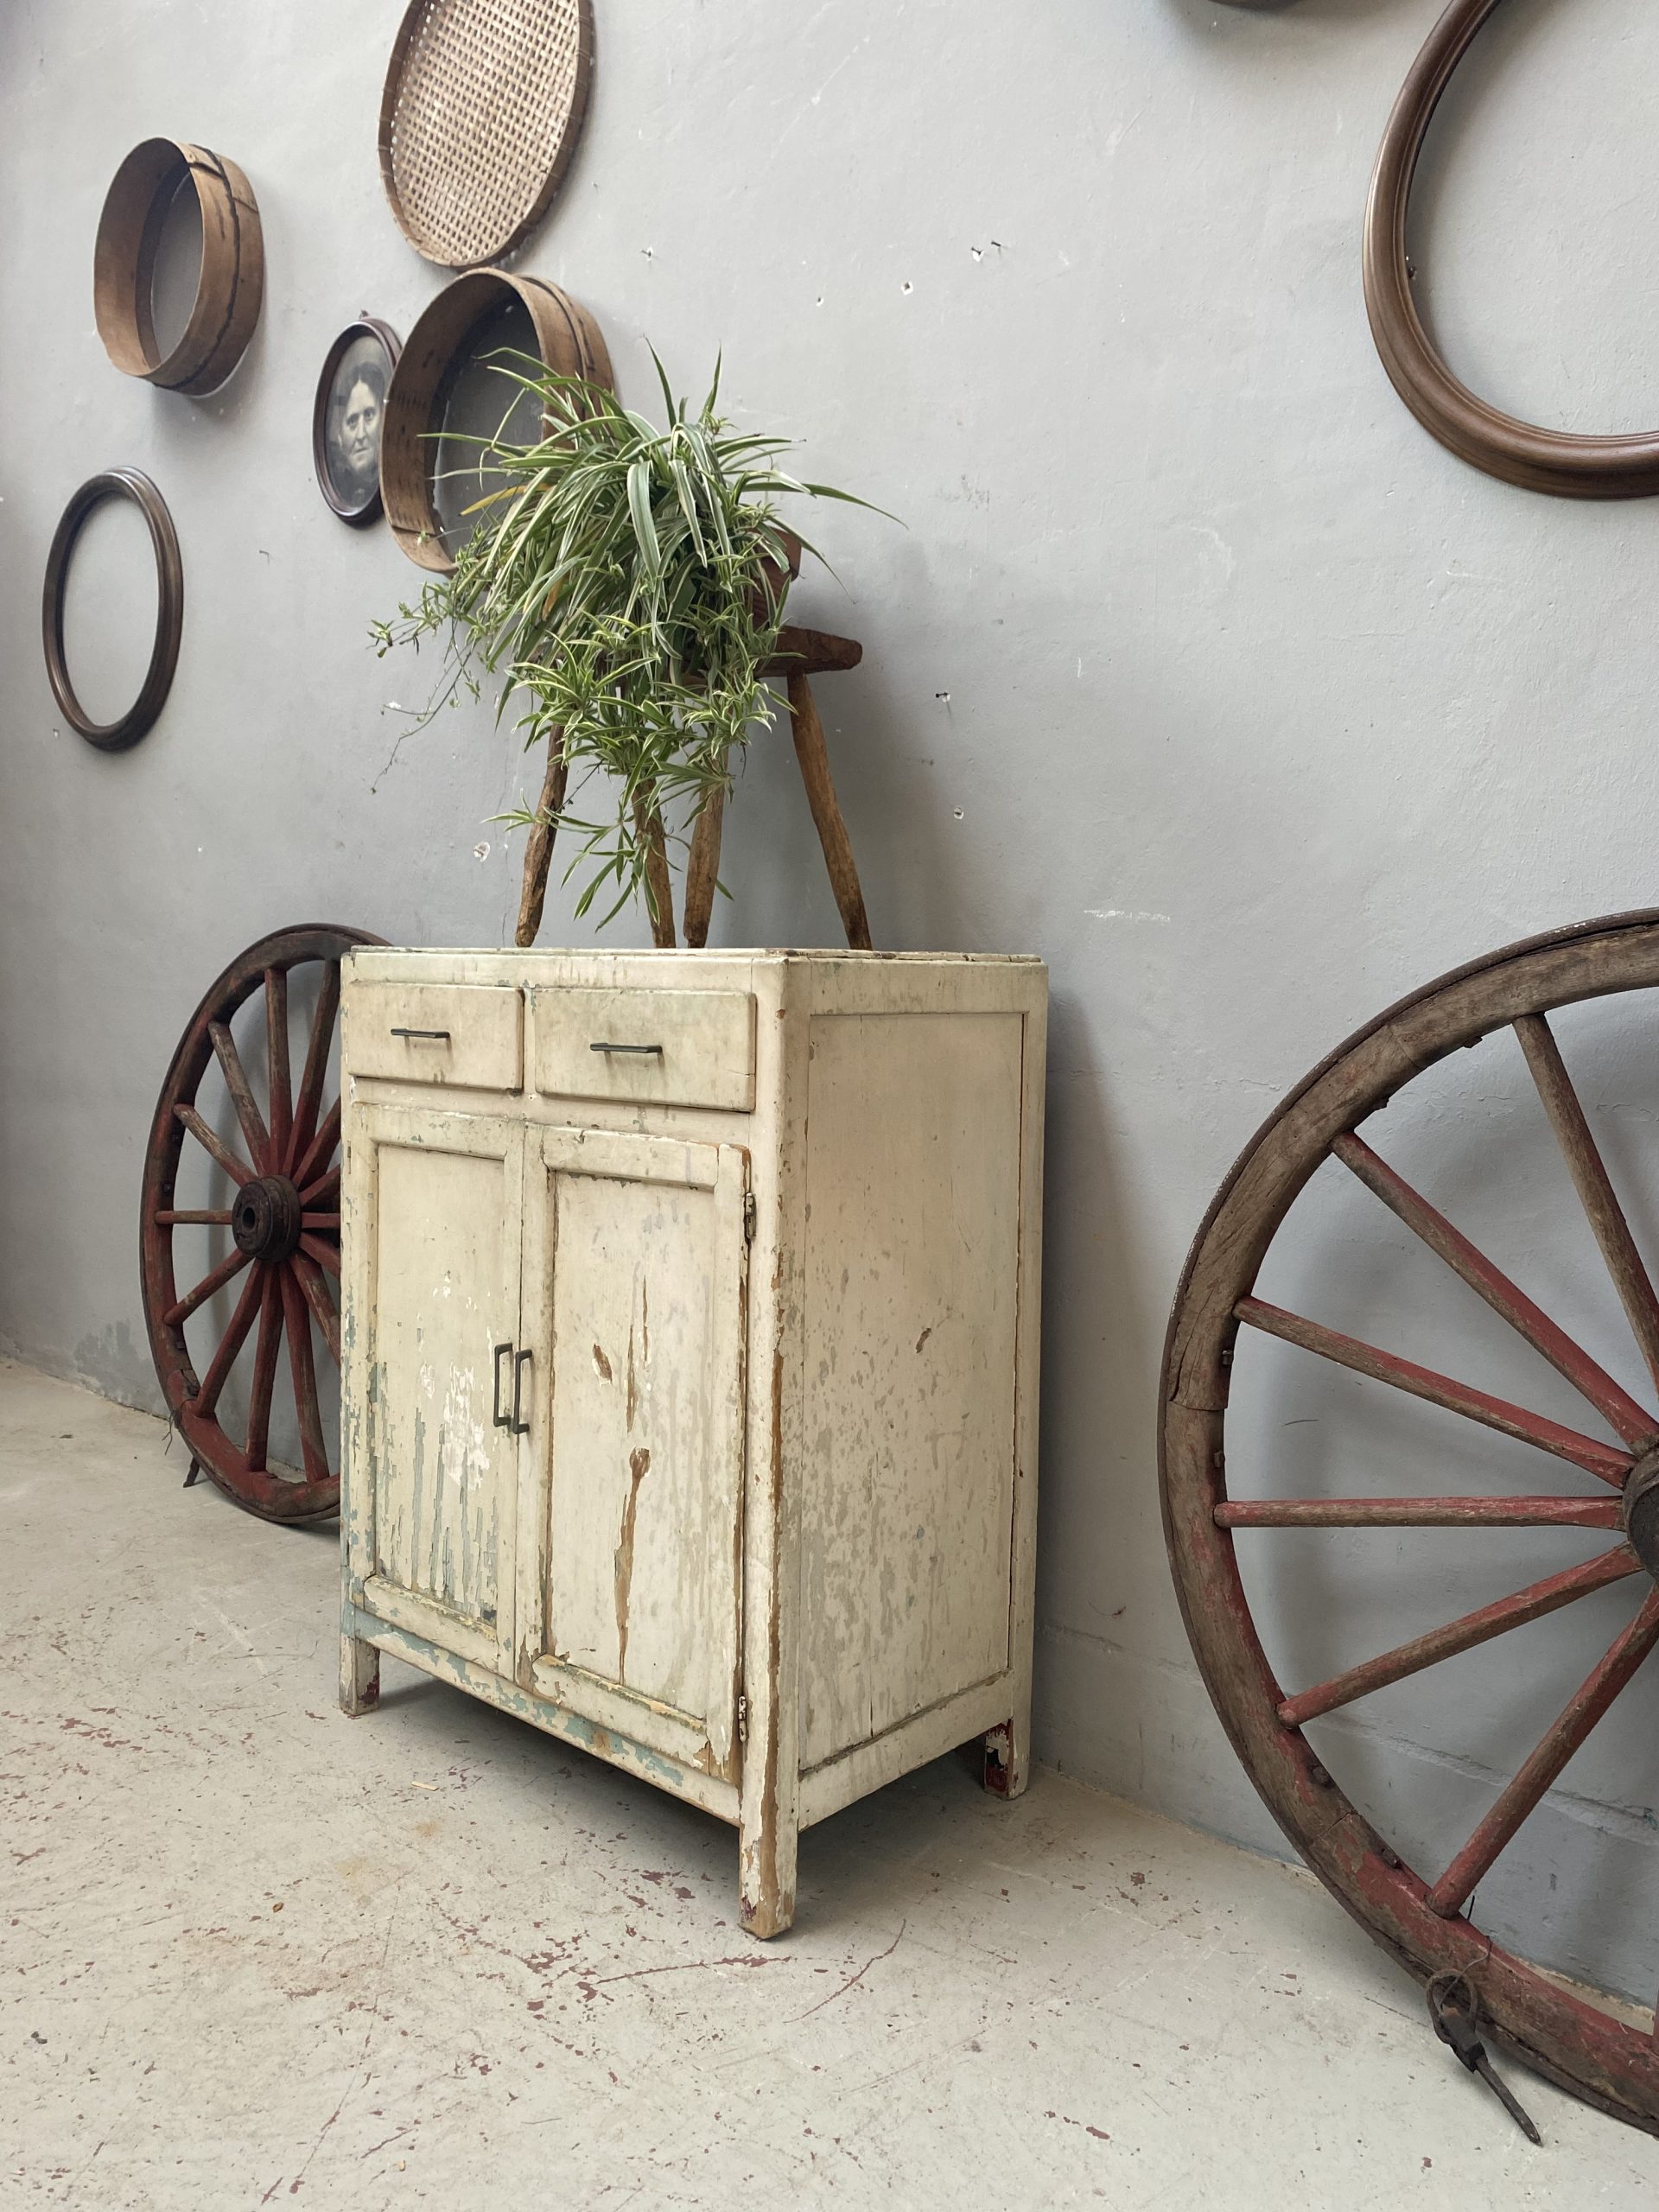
613 1446 651 1682
340 951 1045 1936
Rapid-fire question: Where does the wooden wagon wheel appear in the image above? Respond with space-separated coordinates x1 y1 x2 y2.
141 925 385 1523
1161 910 1659 2135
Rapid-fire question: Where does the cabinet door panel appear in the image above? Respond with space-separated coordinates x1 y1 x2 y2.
518 1128 747 1777
346 1103 523 1673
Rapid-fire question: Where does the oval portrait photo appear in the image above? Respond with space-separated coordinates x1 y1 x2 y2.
313 319 401 525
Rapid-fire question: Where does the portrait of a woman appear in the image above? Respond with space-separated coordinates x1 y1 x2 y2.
315 322 400 524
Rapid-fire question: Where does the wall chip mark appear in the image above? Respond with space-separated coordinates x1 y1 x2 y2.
592 1343 613 1383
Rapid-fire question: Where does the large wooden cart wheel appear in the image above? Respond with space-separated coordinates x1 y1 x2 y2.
1161 911 1659 2135
141 925 385 1522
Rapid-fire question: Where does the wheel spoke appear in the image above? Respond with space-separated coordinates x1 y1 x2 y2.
1218 1495 1622 1529
1333 1133 1658 1451
1236 1300 1633 1486
208 1020 270 1171
299 1166 339 1208
286 962 340 1176
1427 1588 1659 1917
192 1262 264 1415
265 967 291 1165
1277 1545 1642 1727
162 1244 251 1327
1514 1012 1659 1402
302 1212 340 1230
290 1250 340 1364
155 1209 233 1227
293 1098 340 1197
279 1264 330 1484
298 1232 340 1279
246 1269 283 1471
174 1103 254 1188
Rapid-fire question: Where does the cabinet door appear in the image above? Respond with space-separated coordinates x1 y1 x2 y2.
345 1103 524 1677
515 1127 749 1781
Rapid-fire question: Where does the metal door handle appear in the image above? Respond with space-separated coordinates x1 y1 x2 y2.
391 1027 452 1041
512 1348 532 1436
590 1040 663 1056
493 1341 512 1428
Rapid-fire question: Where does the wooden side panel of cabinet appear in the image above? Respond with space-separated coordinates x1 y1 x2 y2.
797 1012 1026 1770
515 1127 749 1780
345 1103 523 1674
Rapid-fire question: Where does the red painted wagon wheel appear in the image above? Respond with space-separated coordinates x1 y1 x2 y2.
141 925 385 1523
1161 910 1659 2135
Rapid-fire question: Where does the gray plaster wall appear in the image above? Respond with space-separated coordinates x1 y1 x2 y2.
3 0 1657 1999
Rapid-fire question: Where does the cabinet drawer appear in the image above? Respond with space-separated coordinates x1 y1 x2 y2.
345 982 523 1090
531 986 755 1111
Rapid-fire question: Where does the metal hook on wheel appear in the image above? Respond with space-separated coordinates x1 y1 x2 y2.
1427 1969 1542 2144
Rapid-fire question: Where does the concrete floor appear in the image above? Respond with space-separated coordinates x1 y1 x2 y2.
3 1362 1659 2209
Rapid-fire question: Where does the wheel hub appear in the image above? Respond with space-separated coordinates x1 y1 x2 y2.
1623 1451 1659 1581
231 1175 302 1262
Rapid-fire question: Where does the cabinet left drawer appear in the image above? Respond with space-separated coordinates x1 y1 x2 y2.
343 982 524 1091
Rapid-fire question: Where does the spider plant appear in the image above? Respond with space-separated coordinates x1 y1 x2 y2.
371 353 874 939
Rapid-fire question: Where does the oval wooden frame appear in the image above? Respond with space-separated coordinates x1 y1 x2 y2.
312 318 404 526
1364 0 1659 498
93 137 264 397
380 270 612 572
42 470 184 753
378 0 595 268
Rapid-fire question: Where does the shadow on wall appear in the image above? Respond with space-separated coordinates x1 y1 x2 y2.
1179 0 1422 22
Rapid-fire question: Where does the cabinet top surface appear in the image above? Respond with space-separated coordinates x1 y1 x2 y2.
348 948 1044 968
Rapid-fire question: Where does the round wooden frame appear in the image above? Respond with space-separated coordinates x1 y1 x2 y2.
1365 0 1659 498
93 137 264 397
378 0 595 268
1161 910 1659 2136
42 469 184 753
379 269 611 572
312 319 403 526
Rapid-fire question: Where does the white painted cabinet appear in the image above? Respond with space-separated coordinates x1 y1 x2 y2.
339 950 1046 1936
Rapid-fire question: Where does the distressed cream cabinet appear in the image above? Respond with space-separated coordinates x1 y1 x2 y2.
338 950 1045 1936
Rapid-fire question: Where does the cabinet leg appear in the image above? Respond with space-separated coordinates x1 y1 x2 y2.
340 1629 380 1717
738 1796 798 1939
982 1717 1029 1800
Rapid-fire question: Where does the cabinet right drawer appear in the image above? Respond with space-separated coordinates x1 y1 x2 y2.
530 986 756 1112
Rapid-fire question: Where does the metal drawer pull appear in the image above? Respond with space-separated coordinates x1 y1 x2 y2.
512 1348 532 1436
590 1041 663 1056
390 1026 451 1041
492 1341 512 1428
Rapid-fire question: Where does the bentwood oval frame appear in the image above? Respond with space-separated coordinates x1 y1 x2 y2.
42 469 184 753
93 137 264 397
1363 0 1659 498
379 268 611 572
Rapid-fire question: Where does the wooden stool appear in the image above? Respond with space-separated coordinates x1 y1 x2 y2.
515 626 871 952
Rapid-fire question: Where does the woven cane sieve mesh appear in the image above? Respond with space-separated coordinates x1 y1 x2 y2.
382 0 590 267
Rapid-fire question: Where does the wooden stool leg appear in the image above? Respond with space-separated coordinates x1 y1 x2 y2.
634 793 677 948
515 729 568 949
786 672 872 950
682 782 726 949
